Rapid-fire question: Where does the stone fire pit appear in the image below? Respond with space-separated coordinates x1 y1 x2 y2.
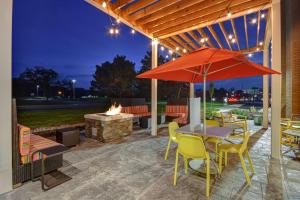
84 113 133 142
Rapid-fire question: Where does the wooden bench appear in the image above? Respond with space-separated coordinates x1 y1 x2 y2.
121 105 150 117
164 105 188 125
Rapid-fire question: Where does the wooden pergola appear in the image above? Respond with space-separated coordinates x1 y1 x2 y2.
86 0 271 55
85 0 281 160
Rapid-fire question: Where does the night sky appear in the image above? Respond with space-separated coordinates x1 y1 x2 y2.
12 0 266 90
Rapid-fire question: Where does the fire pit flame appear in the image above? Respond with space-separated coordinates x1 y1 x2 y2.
105 103 122 116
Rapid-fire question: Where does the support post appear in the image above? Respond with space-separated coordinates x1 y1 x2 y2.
271 0 282 159
151 39 158 136
0 0 13 194
189 83 194 98
263 49 269 129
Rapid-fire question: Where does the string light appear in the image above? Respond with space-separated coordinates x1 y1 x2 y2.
205 38 208 42
176 47 180 51
115 28 119 34
231 38 236 43
169 50 173 54
200 38 205 43
116 18 121 24
166 55 169 58
248 53 253 57
102 1 107 8
172 58 176 61
261 13 265 19
227 11 232 18
109 28 114 35
251 18 257 24
228 34 233 39
160 46 165 51
248 9 253 14
256 47 260 51
183 48 187 53
131 29 135 34
259 41 263 46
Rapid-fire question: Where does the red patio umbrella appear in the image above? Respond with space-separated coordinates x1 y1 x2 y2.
137 47 280 133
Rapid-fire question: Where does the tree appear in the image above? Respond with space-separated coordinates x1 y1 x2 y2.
136 51 188 100
19 66 58 98
90 55 136 97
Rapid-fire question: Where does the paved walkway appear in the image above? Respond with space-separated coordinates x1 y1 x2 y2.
1 123 300 200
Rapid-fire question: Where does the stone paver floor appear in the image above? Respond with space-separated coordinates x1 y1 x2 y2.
1 122 300 200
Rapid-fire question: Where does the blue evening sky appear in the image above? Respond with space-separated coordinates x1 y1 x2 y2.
12 0 266 89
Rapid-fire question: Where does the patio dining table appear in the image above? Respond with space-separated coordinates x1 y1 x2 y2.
176 124 233 175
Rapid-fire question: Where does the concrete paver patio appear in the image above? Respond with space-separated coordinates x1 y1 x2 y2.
1 123 300 200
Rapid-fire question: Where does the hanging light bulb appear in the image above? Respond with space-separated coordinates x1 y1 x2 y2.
176 47 180 51
228 34 233 40
251 18 257 24
165 55 169 58
160 46 165 51
109 28 114 35
131 29 135 34
261 13 265 19
102 1 107 8
231 38 236 43
256 47 260 51
151 39 159 46
183 48 187 53
200 38 205 43
172 58 176 61
169 49 173 54
259 41 263 46
115 28 119 34
205 38 208 42
116 18 121 24
227 11 232 18
248 53 253 57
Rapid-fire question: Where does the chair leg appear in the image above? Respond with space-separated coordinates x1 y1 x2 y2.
173 150 179 186
184 157 188 174
245 149 254 174
239 153 251 185
219 151 223 173
165 138 172 160
225 152 228 166
215 143 218 162
206 158 210 197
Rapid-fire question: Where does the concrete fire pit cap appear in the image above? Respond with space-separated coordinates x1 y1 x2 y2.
84 113 134 121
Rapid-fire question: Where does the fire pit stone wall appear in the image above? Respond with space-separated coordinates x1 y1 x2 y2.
84 113 133 142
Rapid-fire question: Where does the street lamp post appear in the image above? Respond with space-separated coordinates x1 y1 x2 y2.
36 85 39 97
72 79 76 99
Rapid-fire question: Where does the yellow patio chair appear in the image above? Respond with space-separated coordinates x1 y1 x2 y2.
281 119 300 150
165 122 182 160
173 134 211 197
220 112 247 135
218 132 254 185
205 120 222 161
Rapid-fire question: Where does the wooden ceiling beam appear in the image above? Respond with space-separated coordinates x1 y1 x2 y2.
256 11 261 47
187 31 201 47
179 33 198 50
230 18 240 50
155 0 271 38
165 38 188 54
171 36 194 52
219 22 232 50
244 15 249 49
127 0 181 22
207 25 224 48
197 28 215 48
111 0 134 11
148 0 244 33
139 0 214 27
119 0 158 16
240 46 263 54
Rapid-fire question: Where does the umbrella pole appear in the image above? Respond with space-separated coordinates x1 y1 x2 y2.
203 75 206 135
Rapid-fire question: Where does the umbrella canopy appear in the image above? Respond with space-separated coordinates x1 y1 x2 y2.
137 47 280 81
137 47 280 134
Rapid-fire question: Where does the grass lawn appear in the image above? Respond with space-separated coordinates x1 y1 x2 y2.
18 108 103 129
